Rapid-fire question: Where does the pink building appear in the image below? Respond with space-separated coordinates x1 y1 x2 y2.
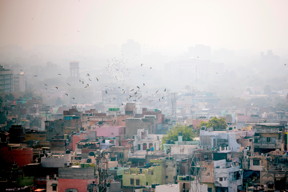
95 126 126 146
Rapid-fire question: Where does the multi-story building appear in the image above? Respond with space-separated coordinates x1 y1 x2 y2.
0 65 13 94
122 159 165 189
242 122 288 191
132 129 163 152
45 108 82 141
252 123 285 153
200 128 242 152
125 115 157 137
57 167 98 192
213 159 242 192
13 71 25 93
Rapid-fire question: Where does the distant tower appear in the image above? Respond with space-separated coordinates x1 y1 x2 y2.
70 62 79 78
171 92 177 119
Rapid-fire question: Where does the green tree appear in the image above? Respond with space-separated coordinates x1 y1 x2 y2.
162 125 196 144
200 117 227 131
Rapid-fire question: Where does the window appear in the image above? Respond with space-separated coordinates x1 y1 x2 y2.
166 176 168 179
138 144 141 150
52 184 57 191
253 159 260 166
219 177 223 181
130 178 134 185
143 143 147 150
65 189 78 192
266 137 271 142
234 171 241 180
136 179 140 185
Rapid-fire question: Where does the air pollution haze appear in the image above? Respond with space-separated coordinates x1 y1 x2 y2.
2 1 288 191
0 0 288 101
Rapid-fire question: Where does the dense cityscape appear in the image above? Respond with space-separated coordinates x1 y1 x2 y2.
1 1 288 192
1 58 288 192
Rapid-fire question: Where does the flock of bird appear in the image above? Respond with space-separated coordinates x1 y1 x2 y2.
33 62 168 105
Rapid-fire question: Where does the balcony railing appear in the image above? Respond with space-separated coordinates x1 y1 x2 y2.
255 128 282 133
254 142 281 148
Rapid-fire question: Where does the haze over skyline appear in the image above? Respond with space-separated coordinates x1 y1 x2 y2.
1 0 288 56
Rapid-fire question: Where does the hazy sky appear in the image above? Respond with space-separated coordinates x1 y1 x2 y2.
0 0 288 54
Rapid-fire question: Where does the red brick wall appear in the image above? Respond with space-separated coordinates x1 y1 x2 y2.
0 146 33 167
58 178 95 192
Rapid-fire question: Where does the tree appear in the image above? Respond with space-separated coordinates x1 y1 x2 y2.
162 125 196 144
200 117 227 131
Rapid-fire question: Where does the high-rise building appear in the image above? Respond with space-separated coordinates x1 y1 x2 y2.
70 62 79 78
0 65 13 94
13 71 26 93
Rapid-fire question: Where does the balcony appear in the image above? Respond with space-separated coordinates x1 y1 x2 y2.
255 128 282 134
253 142 281 149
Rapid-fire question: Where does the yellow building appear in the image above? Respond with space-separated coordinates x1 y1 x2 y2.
122 159 165 188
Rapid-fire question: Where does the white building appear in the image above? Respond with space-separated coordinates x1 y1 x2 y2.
133 129 163 151
163 135 199 160
214 159 243 192
200 129 242 152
